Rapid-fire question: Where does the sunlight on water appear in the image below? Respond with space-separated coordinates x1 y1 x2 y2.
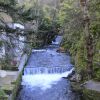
22 68 74 90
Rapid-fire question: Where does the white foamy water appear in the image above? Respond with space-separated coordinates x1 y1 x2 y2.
13 23 24 29
32 49 46 52
22 68 74 90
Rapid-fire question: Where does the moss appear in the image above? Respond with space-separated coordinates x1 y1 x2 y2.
71 82 100 100
11 81 16 85
71 82 82 92
93 39 100 81
94 69 100 81
75 37 86 70
11 72 22 100
12 54 29 100
0 89 6 97
0 89 8 100
82 89 100 100
94 40 100 64
1 84 14 95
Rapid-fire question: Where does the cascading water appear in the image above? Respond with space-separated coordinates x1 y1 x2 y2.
17 36 80 100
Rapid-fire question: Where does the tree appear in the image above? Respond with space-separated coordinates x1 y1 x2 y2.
80 0 93 79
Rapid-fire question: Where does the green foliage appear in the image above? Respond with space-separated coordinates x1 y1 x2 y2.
0 89 6 97
17 0 59 46
0 0 16 5
75 37 87 73
58 0 100 80
94 69 100 81
82 89 100 100
39 17 52 31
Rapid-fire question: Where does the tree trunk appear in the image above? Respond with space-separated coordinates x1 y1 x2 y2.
80 0 94 79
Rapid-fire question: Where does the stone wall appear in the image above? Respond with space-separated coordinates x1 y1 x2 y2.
0 54 28 100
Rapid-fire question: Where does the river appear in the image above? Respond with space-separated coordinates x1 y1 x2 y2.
17 36 80 100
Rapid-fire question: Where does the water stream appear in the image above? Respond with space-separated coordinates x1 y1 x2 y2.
17 36 80 100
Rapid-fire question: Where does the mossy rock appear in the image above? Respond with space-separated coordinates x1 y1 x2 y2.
82 89 100 100
0 95 8 100
0 89 8 100
71 82 82 92
1 84 14 95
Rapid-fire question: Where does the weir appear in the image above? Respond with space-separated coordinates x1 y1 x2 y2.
24 66 73 75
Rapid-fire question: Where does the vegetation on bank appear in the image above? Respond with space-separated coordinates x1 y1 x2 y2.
57 0 100 81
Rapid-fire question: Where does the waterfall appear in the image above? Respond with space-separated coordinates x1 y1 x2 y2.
52 36 62 45
24 66 73 75
22 68 74 90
